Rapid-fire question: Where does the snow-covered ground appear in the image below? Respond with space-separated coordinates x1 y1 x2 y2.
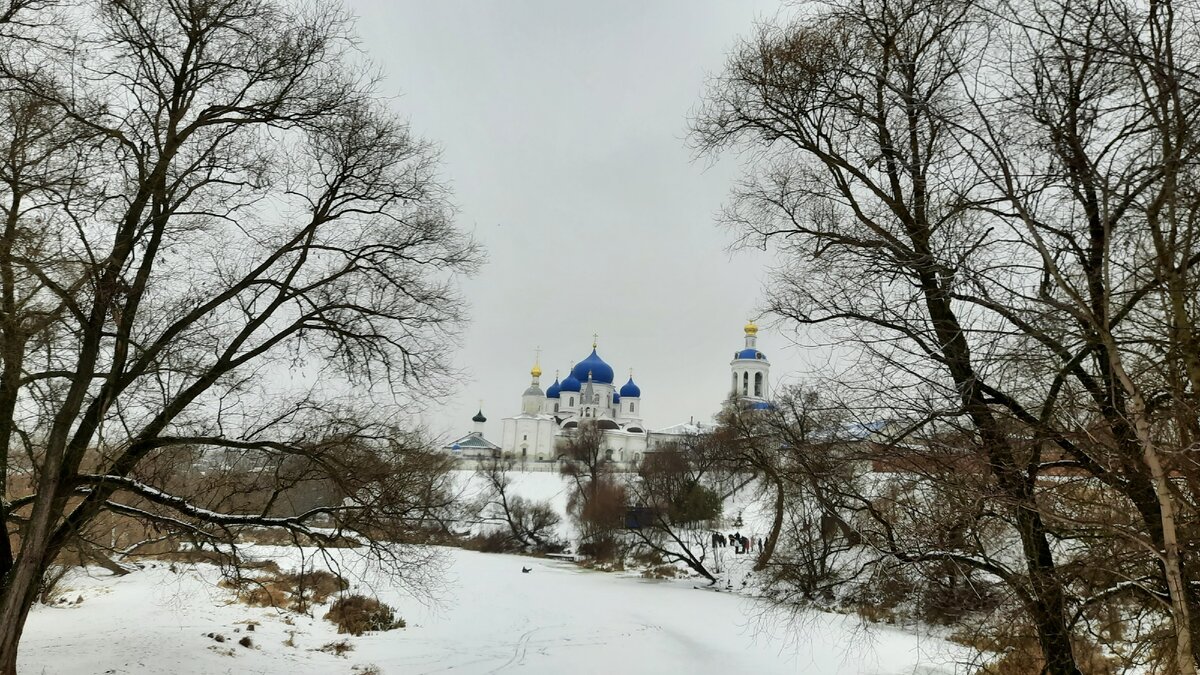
21 547 968 674
449 468 776 542
19 471 972 673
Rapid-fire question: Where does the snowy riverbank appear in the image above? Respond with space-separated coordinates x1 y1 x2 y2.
20 544 969 675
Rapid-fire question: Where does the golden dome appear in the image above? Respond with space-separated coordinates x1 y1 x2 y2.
530 347 542 378
744 319 759 335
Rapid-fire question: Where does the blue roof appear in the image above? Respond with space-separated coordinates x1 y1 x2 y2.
750 401 773 410
559 373 582 392
619 377 641 398
546 377 561 399
735 348 766 360
570 349 614 384
613 391 621 404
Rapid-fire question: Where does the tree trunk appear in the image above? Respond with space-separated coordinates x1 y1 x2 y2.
922 278 1081 675
0 520 55 675
1108 352 1199 675
755 474 785 572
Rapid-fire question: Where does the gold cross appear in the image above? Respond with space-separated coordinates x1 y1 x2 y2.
592 332 598 349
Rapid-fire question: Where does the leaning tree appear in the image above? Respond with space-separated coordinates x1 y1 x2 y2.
0 0 480 671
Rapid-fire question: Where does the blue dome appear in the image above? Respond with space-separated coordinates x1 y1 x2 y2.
546 377 561 399
570 349 614 384
735 348 766 360
619 377 641 398
613 392 621 404
559 373 582 392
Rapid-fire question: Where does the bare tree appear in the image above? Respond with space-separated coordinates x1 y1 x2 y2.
559 421 626 559
625 437 723 582
0 1 480 671
693 1 1083 671
473 455 562 551
951 0 1200 668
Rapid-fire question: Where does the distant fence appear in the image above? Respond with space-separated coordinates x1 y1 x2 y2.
452 457 640 473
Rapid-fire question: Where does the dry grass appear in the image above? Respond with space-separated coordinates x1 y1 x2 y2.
318 639 355 657
324 595 405 635
221 569 349 612
640 564 685 579
236 527 362 549
951 632 1120 675
856 603 898 625
153 547 232 566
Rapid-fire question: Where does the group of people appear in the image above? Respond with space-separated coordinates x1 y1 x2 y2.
711 531 758 554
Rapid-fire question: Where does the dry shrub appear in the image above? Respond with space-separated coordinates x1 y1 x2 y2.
279 569 348 606
244 559 283 575
461 529 520 553
576 536 623 562
319 639 355 656
641 564 684 579
237 527 361 548
153 547 231 566
957 633 1120 675
856 603 898 624
222 568 348 612
324 595 405 635
631 549 664 566
222 577 291 608
579 557 626 573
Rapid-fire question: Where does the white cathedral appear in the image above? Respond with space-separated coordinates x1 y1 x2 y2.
445 320 772 466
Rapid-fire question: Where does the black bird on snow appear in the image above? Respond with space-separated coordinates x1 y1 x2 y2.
521 566 532 573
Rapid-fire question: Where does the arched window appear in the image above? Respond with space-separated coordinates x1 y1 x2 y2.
742 371 749 396
554 403 560 413
604 449 613 461
732 373 737 392
628 402 634 413
569 396 574 406
754 372 763 397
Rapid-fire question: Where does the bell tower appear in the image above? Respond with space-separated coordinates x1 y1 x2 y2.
730 320 770 403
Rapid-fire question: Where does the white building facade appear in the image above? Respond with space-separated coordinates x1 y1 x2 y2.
453 322 771 467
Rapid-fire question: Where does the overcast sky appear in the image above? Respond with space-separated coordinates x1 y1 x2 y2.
343 0 822 440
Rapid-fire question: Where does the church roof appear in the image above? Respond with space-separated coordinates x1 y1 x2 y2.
559 372 582 392
734 348 767 360
570 348 614 384
619 376 641 398
443 432 501 451
654 421 718 436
